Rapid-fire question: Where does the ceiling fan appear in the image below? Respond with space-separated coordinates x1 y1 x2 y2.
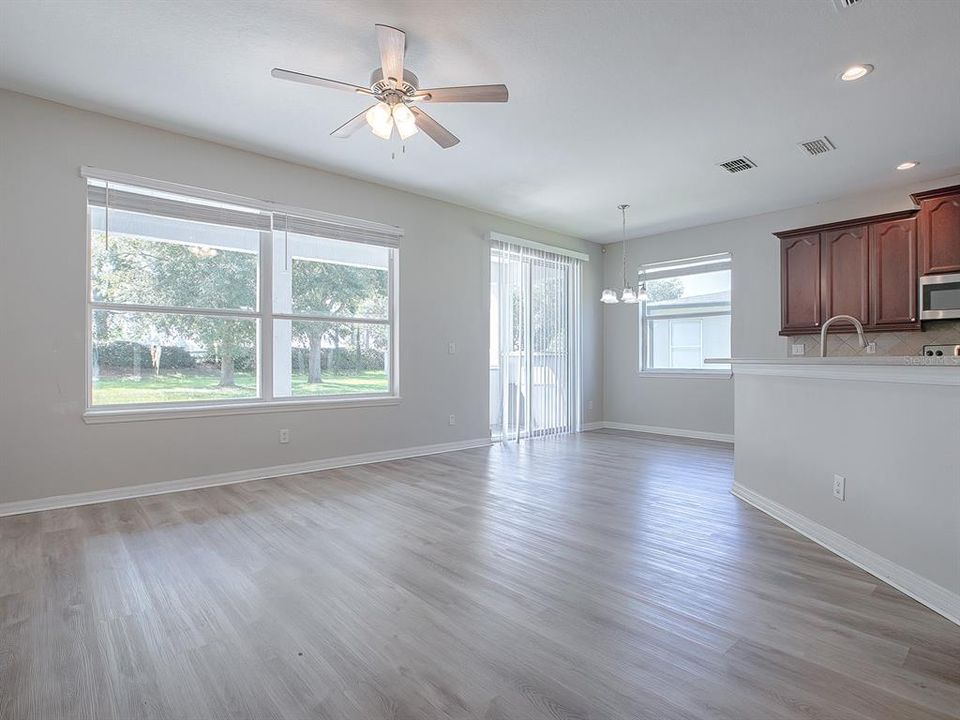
271 24 509 149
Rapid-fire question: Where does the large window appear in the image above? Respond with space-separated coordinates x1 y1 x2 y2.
86 170 399 414
640 253 731 372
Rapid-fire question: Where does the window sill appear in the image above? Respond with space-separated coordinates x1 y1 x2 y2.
637 370 732 379
82 395 402 424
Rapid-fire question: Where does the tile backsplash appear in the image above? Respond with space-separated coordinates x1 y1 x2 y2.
787 320 960 357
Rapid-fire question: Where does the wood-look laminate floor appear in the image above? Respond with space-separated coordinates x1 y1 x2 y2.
1 430 958 720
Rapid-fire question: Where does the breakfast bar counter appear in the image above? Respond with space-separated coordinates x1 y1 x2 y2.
712 356 960 624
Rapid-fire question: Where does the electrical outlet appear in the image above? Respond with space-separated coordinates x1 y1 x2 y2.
791 343 805 356
833 474 845 501
448 342 456 355
864 342 876 354
448 414 456 426
279 428 290 444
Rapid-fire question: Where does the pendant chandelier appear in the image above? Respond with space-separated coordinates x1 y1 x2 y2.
601 204 648 304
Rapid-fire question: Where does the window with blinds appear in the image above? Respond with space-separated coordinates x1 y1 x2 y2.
84 169 400 411
639 253 732 372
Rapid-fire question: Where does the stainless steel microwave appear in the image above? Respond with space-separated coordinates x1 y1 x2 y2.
920 272 960 320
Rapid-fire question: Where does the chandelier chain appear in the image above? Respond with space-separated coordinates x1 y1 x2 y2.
619 204 629 288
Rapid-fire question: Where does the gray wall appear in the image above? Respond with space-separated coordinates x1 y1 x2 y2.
0 90 603 506
734 371 960 601
603 172 960 436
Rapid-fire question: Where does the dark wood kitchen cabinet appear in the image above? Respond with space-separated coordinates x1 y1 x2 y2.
870 216 918 327
779 233 821 333
911 185 960 275
821 224 869 324
776 210 920 335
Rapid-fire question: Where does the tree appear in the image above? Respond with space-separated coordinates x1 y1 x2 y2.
507 268 568 354
91 233 257 386
645 277 684 302
290 259 386 383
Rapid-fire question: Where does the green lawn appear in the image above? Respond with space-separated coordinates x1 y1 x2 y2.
92 370 388 405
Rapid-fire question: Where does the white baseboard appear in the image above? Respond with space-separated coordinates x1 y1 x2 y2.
580 421 605 431
0 438 492 518
599 421 734 444
732 482 960 626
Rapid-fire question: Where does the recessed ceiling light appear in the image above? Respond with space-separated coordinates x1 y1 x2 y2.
840 64 874 81
897 161 918 170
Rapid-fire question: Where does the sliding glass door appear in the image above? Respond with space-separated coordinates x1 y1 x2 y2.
490 240 581 441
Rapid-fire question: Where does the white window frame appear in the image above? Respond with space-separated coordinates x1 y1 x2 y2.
639 252 732 378
82 167 401 423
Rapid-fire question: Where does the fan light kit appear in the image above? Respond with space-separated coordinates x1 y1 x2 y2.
840 64 873 81
272 24 509 149
601 205 647 304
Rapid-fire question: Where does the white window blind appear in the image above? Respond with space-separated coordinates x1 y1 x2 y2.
273 213 401 248
81 167 402 245
640 252 732 280
87 182 272 232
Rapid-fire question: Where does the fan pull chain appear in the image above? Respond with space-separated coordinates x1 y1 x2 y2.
104 181 110 253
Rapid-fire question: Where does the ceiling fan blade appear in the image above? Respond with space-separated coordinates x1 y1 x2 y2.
409 107 460 149
414 84 509 103
331 106 374 138
271 68 371 95
375 24 405 86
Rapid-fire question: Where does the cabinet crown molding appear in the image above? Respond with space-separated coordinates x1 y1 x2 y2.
910 184 960 205
774 209 918 240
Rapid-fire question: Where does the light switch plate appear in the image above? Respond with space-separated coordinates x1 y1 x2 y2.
791 343 805 356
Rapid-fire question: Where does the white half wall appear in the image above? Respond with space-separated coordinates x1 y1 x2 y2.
732 368 960 623
603 172 960 437
0 90 604 507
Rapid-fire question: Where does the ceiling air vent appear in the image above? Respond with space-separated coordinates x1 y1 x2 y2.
798 137 836 156
833 0 863 10
718 157 756 174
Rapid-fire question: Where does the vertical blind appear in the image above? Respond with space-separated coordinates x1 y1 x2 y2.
491 238 582 441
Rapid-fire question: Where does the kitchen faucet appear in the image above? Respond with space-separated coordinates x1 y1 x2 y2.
820 314 867 357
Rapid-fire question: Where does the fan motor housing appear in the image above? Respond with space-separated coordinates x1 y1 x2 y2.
369 68 420 98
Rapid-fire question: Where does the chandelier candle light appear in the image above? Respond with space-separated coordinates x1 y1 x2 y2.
601 204 647 304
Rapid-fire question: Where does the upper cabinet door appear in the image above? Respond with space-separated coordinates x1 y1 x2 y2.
870 217 919 328
915 186 960 275
780 233 821 333
821 225 869 324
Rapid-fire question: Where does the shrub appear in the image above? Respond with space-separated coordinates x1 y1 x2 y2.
288 347 384 374
198 347 256 372
322 347 385 373
94 341 196 370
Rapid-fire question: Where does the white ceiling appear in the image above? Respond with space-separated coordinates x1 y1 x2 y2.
1 0 959 242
